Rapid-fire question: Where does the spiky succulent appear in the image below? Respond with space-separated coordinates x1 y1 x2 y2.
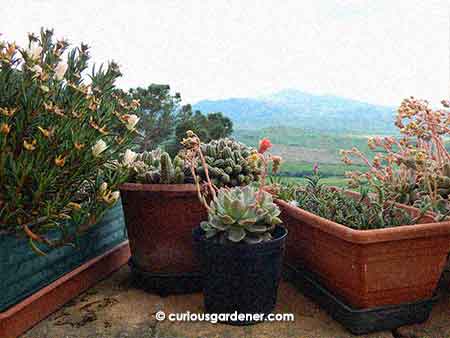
278 170 424 230
128 149 187 184
200 185 282 243
197 138 261 188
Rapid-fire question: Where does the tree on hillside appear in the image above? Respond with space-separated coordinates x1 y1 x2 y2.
128 84 181 151
119 85 233 154
168 104 233 155
205 112 233 139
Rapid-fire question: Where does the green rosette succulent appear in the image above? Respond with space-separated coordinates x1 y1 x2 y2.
200 185 282 243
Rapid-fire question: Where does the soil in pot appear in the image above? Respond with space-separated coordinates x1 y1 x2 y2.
192 225 288 325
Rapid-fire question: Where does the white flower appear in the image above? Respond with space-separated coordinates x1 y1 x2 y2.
103 190 120 204
288 200 299 208
92 139 107 157
124 114 140 130
123 149 137 166
32 64 43 75
99 182 108 194
110 191 120 202
54 62 68 80
27 42 42 61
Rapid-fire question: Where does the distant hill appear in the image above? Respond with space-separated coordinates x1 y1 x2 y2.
193 89 396 133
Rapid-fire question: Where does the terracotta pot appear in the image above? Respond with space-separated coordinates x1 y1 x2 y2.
276 196 450 309
119 183 207 275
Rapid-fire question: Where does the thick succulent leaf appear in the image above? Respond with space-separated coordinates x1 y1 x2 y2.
200 221 212 231
210 216 230 230
238 217 258 226
222 192 233 211
204 228 218 239
244 234 264 244
262 232 273 241
240 207 258 220
244 223 268 233
219 214 235 225
227 227 246 242
230 199 245 219
270 216 283 225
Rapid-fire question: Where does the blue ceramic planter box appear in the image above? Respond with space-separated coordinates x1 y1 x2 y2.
0 202 127 312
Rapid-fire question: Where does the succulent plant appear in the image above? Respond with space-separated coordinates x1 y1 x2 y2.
342 97 450 221
196 138 261 188
278 170 423 230
127 149 187 184
200 185 282 243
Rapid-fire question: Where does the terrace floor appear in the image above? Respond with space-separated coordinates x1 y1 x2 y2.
22 266 450 338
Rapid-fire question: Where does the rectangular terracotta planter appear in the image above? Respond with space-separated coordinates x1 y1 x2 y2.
277 198 450 308
0 202 130 338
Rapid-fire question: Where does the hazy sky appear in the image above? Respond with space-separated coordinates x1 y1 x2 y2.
1 0 448 106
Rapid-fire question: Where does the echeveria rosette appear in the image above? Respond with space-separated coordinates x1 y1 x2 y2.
200 185 282 243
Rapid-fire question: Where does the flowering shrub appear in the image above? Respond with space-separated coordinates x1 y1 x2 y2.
0 29 138 252
341 97 450 220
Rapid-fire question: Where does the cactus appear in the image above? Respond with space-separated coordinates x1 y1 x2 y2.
128 150 186 184
160 152 173 184
195 138 262 188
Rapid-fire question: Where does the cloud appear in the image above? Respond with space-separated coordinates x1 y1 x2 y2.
0 0 447 105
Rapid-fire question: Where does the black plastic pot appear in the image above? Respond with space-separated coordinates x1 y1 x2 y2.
192 226 288 325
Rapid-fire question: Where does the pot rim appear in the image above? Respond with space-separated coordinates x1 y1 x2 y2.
276 199 450 244
119 183 197 192
192 225 288 249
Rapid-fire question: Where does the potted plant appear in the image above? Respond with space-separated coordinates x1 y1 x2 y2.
341 97 450 221
0 29 138 338
118 138 262 294
275 168 450 310
186 132 287 324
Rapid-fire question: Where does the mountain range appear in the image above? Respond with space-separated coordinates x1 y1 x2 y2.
193 89 396 134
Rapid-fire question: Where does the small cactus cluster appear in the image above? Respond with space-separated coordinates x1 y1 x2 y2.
197 138 261 188
128 149 187 184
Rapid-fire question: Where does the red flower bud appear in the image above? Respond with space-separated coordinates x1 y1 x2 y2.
258 138 272 154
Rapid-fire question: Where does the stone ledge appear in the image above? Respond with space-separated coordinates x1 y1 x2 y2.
23 265 396 338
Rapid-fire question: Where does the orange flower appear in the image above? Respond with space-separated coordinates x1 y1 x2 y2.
0 123 10 135
37 126 51 138
98 126 108 135
23 139 37 151
54 155 66 167
74 142 85 150
271 155 282 174
0 107 16 117
67 202 81 210
72 111 82 118
258 138 272 154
